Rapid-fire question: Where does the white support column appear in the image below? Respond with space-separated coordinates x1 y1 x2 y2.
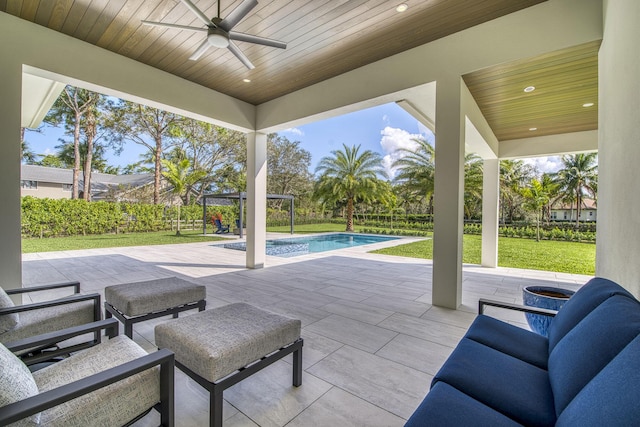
0 62 24 299
596 0 640 296
432 76 465 309
481 159 500 268
246 132 267 269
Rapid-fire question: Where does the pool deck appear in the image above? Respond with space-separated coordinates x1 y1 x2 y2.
21 233 591 426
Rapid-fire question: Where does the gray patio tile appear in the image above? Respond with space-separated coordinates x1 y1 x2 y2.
307 345 431 419
278 289 339 309
364 284 426 301
287 387 405 427
361 294 431 317
219 290 284 306
297 330 343 369
264 301 331 328
313 285 374 302
420 305 477 329
378 313 466 348
224 360 332 427
305 314 397 353
276 277 331 292
376 333 453 376
320 300 394 325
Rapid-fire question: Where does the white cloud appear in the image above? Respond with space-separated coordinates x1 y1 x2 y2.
522 156 563 174
379 126 422 178
382 114 390 125
282 127 304 136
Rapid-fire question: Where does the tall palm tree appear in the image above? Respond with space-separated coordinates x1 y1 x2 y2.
464 153 484 220
392 138 436 217
552 153 597 227
500 160 536 223
314 144 386 232
522 178 551 242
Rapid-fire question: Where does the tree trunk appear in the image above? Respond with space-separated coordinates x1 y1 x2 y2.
72 110 81 200
176 204 181 236
346 197 354 232
83 109 96 201
154 136 162 205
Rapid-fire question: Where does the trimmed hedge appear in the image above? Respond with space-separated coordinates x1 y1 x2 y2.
21 196 238 238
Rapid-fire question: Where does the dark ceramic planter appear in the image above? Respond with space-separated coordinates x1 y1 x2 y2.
523 286 575 337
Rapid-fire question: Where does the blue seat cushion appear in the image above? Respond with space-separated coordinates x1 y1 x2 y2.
432 338 555 427
405 381 523 427
548 295 640 415
465 314 549 369
548 277 634 351
556 335 640 426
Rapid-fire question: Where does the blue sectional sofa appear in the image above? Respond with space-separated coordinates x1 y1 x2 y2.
405 277 640 427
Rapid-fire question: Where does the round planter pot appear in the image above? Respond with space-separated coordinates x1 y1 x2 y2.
523 286 575 337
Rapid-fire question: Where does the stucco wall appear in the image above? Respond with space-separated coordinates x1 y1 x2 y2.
596 0 640 296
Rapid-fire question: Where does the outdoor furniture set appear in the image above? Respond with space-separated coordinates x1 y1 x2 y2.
405 277 640 426
1 277 303 427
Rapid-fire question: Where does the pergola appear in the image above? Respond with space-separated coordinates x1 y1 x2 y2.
201 192 294 238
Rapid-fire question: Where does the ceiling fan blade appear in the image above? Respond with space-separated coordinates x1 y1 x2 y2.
141 21 207 32
227 40 255 69
218 0 258 31
229 32 286 49
189 39 212 61
180 0 214 27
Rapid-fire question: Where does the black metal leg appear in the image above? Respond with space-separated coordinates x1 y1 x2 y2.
211 388 223 427
160 353 175 427
125 322 133 339
293 347 302 387
173 313 179 318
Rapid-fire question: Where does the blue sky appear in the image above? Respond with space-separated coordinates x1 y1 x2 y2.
24 102 562 176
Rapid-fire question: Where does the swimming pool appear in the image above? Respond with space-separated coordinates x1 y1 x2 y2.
222 233 399 257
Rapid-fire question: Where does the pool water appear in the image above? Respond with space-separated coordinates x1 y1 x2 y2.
222 233 399 258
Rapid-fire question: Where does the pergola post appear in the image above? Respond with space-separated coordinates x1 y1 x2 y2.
290 198 294 235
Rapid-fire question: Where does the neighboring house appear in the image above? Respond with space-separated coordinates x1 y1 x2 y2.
20 164 155 202
550 198 597 222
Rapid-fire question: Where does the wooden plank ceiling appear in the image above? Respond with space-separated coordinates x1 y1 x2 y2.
1 0 545 106
463 40 600 141
2 1 598 141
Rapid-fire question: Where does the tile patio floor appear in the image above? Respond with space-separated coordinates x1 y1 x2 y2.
21 234 591 426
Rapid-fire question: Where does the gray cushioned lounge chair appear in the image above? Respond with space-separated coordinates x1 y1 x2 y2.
0 282 101 363
0 318 174 427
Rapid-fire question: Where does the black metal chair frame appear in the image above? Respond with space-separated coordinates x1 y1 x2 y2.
1 281 102 363
479 298 559 317
0 318 175 427
105 299 206 339
214 219 230 234
175 337 303 427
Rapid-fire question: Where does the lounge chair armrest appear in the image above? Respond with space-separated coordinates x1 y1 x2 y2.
0 293 101 318
0 348 175 426
4 319 119 353
6 281 81 295
478 298 558 317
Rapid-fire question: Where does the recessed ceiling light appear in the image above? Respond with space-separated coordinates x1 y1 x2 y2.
243 78 251 83
529 127 538 131
524 86 536 93
583 102 594 107
396 4 408 12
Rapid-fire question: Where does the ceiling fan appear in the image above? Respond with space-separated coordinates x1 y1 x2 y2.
142 0 286 69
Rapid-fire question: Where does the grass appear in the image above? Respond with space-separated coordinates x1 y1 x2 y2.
372 234 596 275
22 229 225 253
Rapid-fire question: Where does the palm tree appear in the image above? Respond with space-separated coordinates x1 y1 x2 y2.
161 157 207 235
314 144 386 232
522 178 551 242
552 153 597 227
500 160 536 223
392 138 436 217
464 153 484 220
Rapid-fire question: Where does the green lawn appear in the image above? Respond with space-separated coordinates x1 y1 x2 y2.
372 234 596 275
22 230 225 253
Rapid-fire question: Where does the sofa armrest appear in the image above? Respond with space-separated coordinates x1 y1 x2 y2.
0 292 101 321
0 348 175 426
479 298 558 317
6 281 81 295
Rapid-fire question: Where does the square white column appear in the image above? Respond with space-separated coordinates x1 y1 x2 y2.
432 76 465 309
246 132 267 269
0 62 24 300
481 158 500 268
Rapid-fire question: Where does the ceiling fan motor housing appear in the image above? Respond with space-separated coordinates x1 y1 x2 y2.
207 26 229 48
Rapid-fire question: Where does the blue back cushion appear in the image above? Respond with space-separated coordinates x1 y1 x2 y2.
548 277 634 351
548 295 640 415
556 335 640 426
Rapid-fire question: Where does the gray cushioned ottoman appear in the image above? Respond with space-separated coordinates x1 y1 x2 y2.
105 277 206 338
155 303 303 427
